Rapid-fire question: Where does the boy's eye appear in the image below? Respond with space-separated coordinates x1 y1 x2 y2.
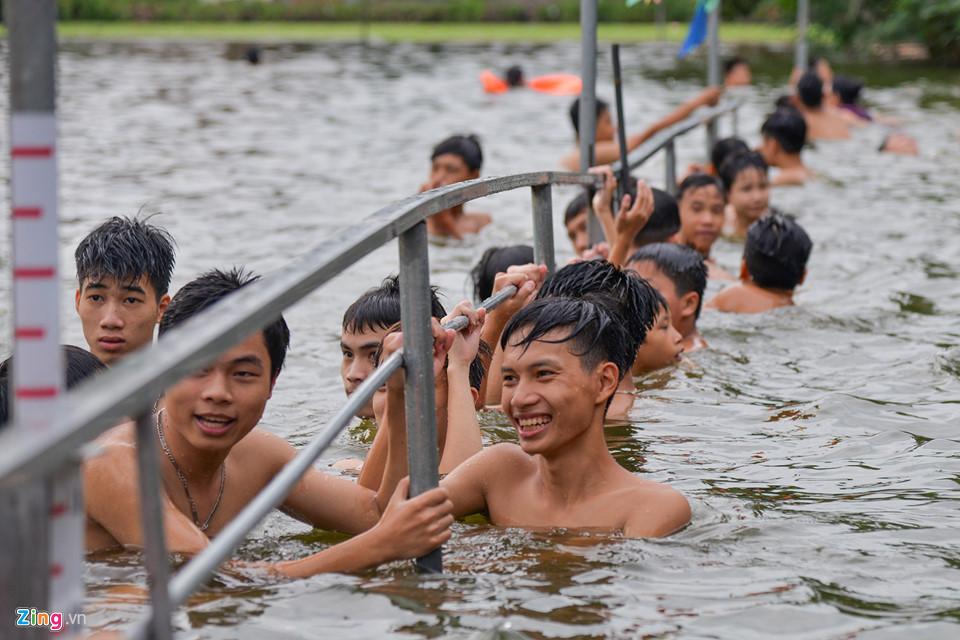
366 352 378 364
502 373 517 384
342 350 353 359
124 297 142 304
88 294 103 302
235 370 258 378
536 370 555 379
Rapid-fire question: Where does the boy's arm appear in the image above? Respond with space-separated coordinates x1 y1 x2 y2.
273 478 452 579
356 418 387 490
83 440 209 554
440 301 485 474
439 444 510 518
627 86 723 151
622 486 691 538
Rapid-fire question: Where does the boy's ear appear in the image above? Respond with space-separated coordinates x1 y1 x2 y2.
739 259 750 282
156 294 171 323
799 269 807 286
74 288 81 313
680 292 699 320
470 387 481 411
596 362 620 407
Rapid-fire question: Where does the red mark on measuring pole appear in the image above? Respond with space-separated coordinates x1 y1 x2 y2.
50 503 68 517
15 387 58 399
13 267 56 279
12 207 43 219
15 327 45 339
50 563 64 578
11 146 54 158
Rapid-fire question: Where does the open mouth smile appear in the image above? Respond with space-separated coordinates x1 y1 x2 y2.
194 414 236 437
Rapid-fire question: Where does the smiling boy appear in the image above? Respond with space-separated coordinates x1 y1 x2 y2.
379 297 690 537
74 216 176 365
84 268 452 577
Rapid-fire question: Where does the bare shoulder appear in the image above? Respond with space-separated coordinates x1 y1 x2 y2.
622 480 691 538
231 428 296 473
458 442 532 477
87 422 138 474
704 285 734 310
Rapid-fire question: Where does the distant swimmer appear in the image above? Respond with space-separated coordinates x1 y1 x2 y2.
758 108 813 187
83 268 453 577
480 65 582 95
724 56 752 88
628 243 709 353
378 296 691 538
707 213 813 314
561 86 723 171
420 134 492 239
796 71 851 141
73 216 175 365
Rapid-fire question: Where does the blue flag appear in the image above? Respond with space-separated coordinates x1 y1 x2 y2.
678 0 709 59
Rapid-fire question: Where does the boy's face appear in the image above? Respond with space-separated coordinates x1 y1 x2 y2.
633 307 683 373
429 153 478 189
629 260 695 332
565 209 590 256
596 108 616 143
729 167 769 224
726 63 752 87
758 136 779 165
679 185 725 257
501 328 617 456
75 275 169 365
163 332 275 454
341 325 391 419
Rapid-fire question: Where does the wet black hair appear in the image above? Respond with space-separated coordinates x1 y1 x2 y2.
744 213 813 291
431 134 483 172
568 97 610 137
832 74 863 106
342 275 446 335
797 71 824 109
537 260 663 349
723 57 748 75
470 245 535 304
761 109 807 154
628 243 708 319
634 188 681 247
711 137 749 173
469 340 493 392
0 345 106 427
505 65 524 87
774 94 795 110
718 151 768 192
75 215 176 300
159 267 290 379
500 296 634 387
678 173 725 201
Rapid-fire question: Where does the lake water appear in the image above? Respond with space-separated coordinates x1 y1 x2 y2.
1 38 959 638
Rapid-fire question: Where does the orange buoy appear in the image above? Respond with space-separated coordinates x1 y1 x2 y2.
480 70 510 94
528 73 582 96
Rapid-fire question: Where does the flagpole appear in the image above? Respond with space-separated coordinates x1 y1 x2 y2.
705 0 721 156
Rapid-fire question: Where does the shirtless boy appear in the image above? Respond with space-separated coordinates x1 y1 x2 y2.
759 108 812 187
719 151 771 239
561 87 722 171
707 213 813 314
380 297 691 537
421 134 491 239
628 243 708 353
674 174 731 280
74 216 175 365
796 71 850 141
84 268 452 578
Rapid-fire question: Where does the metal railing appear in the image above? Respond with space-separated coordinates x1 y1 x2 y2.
0 170 598 639
0 95 740 640
613 98 744 196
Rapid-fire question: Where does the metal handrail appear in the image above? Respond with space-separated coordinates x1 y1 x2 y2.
0 171 599 488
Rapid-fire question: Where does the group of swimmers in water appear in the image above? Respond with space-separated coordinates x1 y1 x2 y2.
0 53 911 579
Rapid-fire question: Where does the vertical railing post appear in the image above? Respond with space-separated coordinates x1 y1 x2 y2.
664 141 677 196
530 185 556 274
0 2 75 636
397 221 442 573
795 0 809 72
579 0 602 246
135 412 175 640
705 0 721 157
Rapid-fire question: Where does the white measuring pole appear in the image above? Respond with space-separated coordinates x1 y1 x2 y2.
4 0 82 634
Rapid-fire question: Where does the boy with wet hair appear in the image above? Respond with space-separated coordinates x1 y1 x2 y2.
719 151 771 239
675 173 731 280
470 245 535 304
759 108 812 187
421 134 491 238
341 275 446 419
707 213 813 314
378 296 691 537
628 243 708 353
724 57 752 87
796 71 850 140
84 267 453 576
74 216 176 365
